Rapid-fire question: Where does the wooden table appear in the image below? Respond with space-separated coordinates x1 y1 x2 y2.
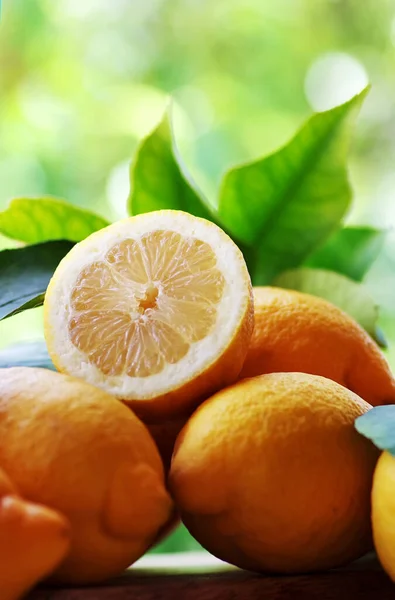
27 553 394 600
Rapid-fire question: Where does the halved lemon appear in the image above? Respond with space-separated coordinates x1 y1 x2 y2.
44 210 253 419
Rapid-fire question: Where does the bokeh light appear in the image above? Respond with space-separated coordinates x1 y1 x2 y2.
305 52 369 112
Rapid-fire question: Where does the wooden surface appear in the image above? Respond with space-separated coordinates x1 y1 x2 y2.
27 554 394 600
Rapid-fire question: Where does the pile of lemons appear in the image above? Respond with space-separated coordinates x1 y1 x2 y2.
1 210 394 599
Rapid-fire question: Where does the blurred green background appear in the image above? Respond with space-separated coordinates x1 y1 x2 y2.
2 0 395 358
1 0 395 352
1 0 395 553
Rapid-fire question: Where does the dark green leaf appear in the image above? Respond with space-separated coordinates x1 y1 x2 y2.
0 240 74 320
306 226 386 281
355 406 395 455
128 111 217 222
273 267 384 345
0 197 109 244
0 340 55 370
218 88 369 284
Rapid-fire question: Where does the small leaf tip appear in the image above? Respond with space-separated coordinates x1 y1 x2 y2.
355 405 395 455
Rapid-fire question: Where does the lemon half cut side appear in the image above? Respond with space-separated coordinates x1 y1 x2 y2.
44 210 254 419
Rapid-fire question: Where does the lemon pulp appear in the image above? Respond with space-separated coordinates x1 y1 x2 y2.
69 231 225 378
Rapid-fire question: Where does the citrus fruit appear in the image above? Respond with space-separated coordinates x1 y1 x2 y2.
0 367 173 584
0 495 70 600
170 372 378 573
371 451 395 581
0 468 16 496
0 467 70 600
144 416 188 542
44 210 253 420
240 287 395 406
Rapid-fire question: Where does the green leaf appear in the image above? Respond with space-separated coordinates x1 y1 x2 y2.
218 88 369 284
128 111 217 222
0 197 109 244
0 240 74 320
0 340 55 370
273 267 384 346
373 325 388 349
306 226 386 281
355 406 395 455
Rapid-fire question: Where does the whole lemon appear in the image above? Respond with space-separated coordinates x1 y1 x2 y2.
170 372 378 573
240 287 395 406
0 468 70 600
0 367 173 584
371 451 395 581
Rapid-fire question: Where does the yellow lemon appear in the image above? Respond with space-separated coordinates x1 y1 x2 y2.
170 372 378 573
371 451 395 581
240 287 395 406
44 210 253 421
0 367 173 584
